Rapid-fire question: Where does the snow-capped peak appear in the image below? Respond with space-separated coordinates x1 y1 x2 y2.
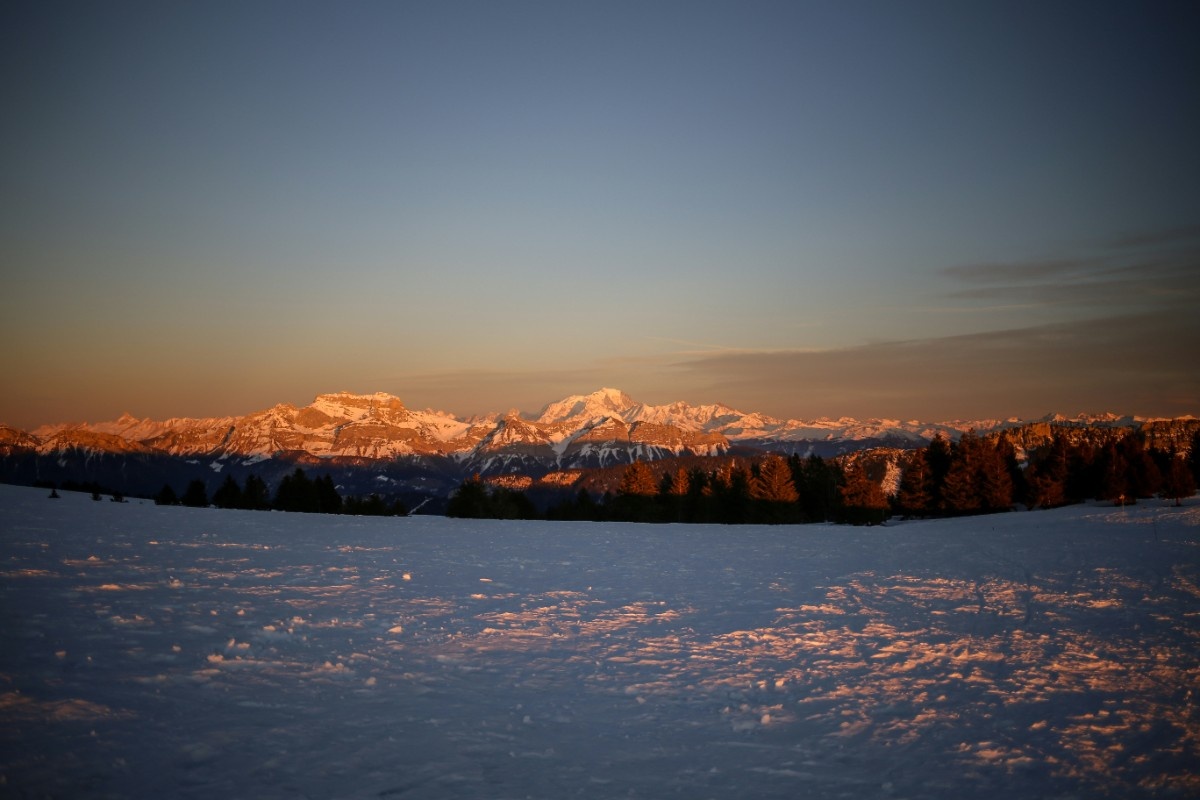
536 388 639 424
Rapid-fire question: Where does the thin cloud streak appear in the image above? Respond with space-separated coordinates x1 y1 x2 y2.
946 274 1198 308
672 313 1200 421
1108 223 1200 249
940 257 1102 285
938 232 1200 324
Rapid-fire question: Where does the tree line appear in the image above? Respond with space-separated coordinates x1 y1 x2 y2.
153 468 408 516
450 454 846 525
895 428 1197 517
448 427 1200 525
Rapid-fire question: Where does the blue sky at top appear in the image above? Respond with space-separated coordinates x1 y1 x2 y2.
2 0 1197 426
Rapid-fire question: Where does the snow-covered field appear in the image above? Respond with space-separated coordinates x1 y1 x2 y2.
2 484 1198 799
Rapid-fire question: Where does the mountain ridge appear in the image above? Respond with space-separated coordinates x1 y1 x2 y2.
3 388 1197 509
14 387 1178 461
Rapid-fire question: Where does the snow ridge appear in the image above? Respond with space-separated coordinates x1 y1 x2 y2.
7 388 1184 476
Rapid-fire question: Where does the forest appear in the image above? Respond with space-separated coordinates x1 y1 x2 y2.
449 428 1200 525
81 427 1200 527
150 468 409 517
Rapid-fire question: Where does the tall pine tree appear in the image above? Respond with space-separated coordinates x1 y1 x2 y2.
940 431 981 515
895 449 933 518
1161 451 1196 506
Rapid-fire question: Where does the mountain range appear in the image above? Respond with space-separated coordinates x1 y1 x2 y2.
1 388 1193 504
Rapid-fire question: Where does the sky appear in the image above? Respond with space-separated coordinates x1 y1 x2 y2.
2 0 1198 429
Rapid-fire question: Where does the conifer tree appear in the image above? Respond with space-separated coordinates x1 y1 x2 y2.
212 475 243 509
977 438 1014 513
154 483 180 506
1161 451 1196 506
315 474 342 514
548 488 601 522
618 460 659 496
446 477 490 518
181 479 209 508
750 455 799 503
344 493 389 516
274 468 317 512
669 468 690 496
749 455 799 523
572 487 599 520
895 449 933 517
241 474 270 510
612 460 661 521
654 467 691 523
1027 437 1068 509
925 433 952 509
1120 436 1162 499
940 431 980 514
839 463 888 525
487 487 537 519
1096 442 1129 503
682 468 710 523
791 454 841 522
1065 441 1101 503
1189 430 1200 484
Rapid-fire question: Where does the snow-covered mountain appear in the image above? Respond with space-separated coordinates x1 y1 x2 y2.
5 388 1185 497
17 387 1167 463
20 389 740 475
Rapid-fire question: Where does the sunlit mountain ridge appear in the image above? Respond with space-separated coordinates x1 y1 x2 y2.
5 387 1193 468
2 388 1196 508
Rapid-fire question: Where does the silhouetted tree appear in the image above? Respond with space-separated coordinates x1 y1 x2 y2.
241 474 270 510
181 479 209 508
446 477 490 518
548 488 601 521
682 467 711 523
274 468 317 512
315 474 342 514
925 433 953 509
343 494 408 516
154 484 179 506
1026 437 1068 509
710 464 752 524
1065 441 1101 503
1189 430 1200 484
212 475 243 509
488 487 537 519
791 454 842 522
447 478 535 519
1096 442 1130 503
1161 451 1196 506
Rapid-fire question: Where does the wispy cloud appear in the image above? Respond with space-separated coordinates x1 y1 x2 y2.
640 336 746 355
672 312 1200 420
940 257 1101 285
1108 223 1200 249
939 227 1200 315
